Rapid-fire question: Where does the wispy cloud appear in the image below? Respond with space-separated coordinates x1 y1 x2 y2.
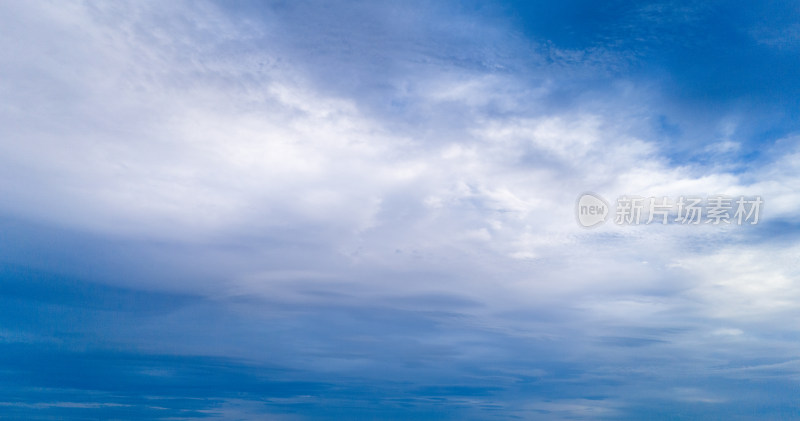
1 0 799 419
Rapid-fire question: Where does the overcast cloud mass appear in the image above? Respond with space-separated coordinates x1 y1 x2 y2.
2 1 800 419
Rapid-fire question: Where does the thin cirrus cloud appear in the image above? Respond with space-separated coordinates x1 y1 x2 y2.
1 0 799 419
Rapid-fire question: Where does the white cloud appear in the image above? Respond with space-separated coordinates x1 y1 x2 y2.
3 4 800 392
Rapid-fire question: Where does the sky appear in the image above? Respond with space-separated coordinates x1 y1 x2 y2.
1 1 800 419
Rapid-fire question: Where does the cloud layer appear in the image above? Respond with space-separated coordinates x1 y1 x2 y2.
1 1 799 419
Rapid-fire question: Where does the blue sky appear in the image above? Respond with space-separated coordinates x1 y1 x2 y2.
1 1 800 419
